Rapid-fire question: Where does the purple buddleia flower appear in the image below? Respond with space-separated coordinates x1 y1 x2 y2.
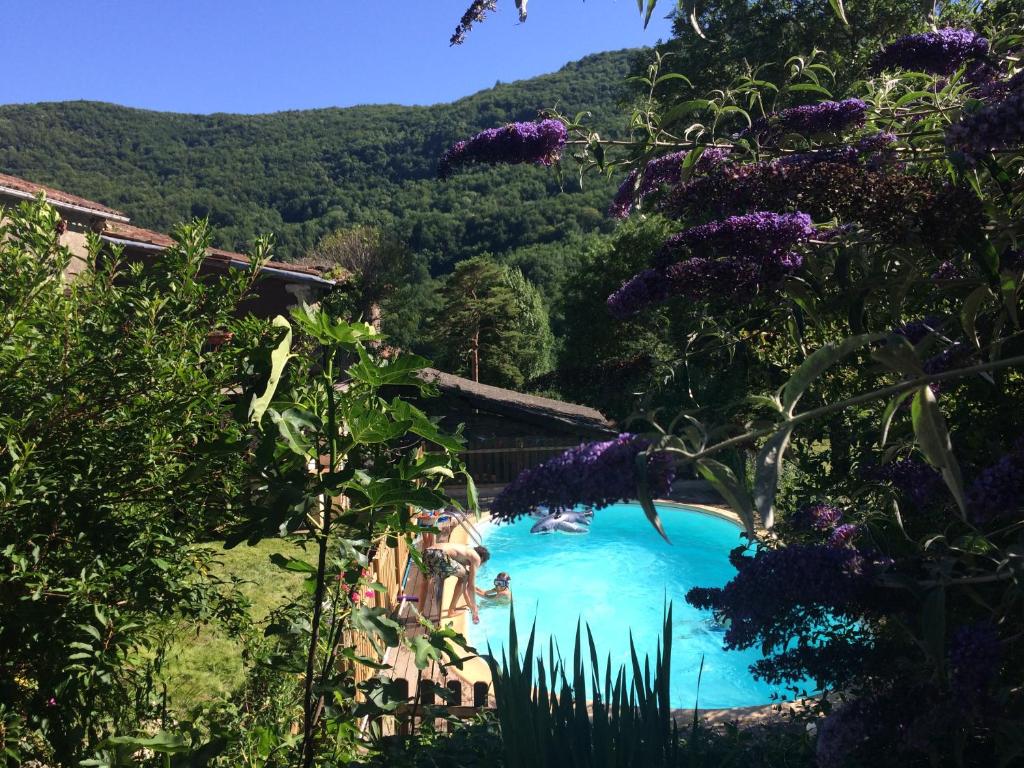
491 434 676 521
816 699 874 767
744 99 867 145
931 260 962 280
922 342 970 394
685 544 875 649
659 212 816 262
966 438 1024 523
949 623 1001 706
608 212 813 316
606 268 673 319
895 316 941 345
872 29 990 75
439 119 568 178
609 147 730 219
792 503 844 532
450 0 497 46
876 458 945 508
828 524 860 548
608 169 639 219
945 83 1024 162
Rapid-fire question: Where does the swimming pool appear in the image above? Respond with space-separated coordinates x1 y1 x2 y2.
468 502 806 709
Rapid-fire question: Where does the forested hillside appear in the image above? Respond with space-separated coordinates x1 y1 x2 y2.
0 50 634 271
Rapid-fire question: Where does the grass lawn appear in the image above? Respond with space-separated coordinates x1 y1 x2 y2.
159 538 307 712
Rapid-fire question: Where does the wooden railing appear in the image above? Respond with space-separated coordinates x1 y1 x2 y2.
460 436 579 484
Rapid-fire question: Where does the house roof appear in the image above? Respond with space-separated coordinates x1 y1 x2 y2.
101 221 336 287
417 367 617 435
0 172 130 221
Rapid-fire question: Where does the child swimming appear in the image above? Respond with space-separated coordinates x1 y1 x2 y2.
475 572 512 603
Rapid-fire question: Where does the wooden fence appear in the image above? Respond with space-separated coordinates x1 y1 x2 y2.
459 436 579 485
342 533 410 689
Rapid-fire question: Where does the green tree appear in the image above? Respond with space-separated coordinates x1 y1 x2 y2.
428 256 551 389
0 201 264 763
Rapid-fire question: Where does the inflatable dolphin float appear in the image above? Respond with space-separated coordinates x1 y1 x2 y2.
530 510 592 535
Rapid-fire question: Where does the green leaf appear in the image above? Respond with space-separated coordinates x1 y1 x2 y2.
871 335 924 377
785 83 834 97
689 6 707 38
347 346 431 388
828 0 849 25
409 634 442 669
107 732 189 754
465 471 480 513
661 99 712 127
752 424 793 529
351 606 402 654
636 451 671 543
267 406 318 457
879 390 915 447
290 302 379 346
644 0 659 28
911 386 967 518
696 458 755 534
249 316 292 425
268 553 318 574
780 333 883 416
961 285 991 349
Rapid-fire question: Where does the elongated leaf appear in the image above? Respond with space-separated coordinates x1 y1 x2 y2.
248 316 292 425
911 386 967 518
696 458 755 534
689 6 707 38
644 0 659 27
829 0 849 25
637 457 671 543
879 389 915 446
961 285 990 349
268 406 317 457
752 424 794 529
780 333 883 416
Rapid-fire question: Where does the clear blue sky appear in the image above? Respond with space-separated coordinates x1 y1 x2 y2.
1 1 673 114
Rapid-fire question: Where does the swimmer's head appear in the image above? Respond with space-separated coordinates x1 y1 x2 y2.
474 546 491 564
494 572 511 588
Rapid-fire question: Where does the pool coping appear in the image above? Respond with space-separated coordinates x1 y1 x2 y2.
437 500 805 726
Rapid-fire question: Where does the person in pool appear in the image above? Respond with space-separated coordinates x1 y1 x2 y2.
475 572 512 603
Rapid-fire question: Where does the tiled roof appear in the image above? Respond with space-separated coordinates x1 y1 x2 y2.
102 222 331 280
0 173 129 220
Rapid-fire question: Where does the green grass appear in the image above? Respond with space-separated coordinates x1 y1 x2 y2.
158 538 307 712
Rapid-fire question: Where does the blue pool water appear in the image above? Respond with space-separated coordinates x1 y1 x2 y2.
468 502 806 709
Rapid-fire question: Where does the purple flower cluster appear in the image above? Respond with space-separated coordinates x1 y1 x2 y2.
606 269 674 320
966 438 1024 523
828 523 860 549
607 213 814 318
931 260 963 280
948 622 1001 706
895 316 941 345
439 119 568 179
450 0 497 46
816 699 875 767
685 544 874 649
659 212 816 263
608 147 730 219
744 99 867 145
875 458 945 508
945 77 1024 161
490 434 676 521
792 503 844 532
871 29 990 75
608 169 639 219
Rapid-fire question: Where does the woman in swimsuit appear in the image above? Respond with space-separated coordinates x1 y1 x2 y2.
418 542 490 624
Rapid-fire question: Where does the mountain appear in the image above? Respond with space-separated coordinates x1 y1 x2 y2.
0 50 637 273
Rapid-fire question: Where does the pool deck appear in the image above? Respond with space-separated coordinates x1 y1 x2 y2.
385 500 803 727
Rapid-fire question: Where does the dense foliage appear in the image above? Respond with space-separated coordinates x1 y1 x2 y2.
0 205 263 763
453 3 1024 766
